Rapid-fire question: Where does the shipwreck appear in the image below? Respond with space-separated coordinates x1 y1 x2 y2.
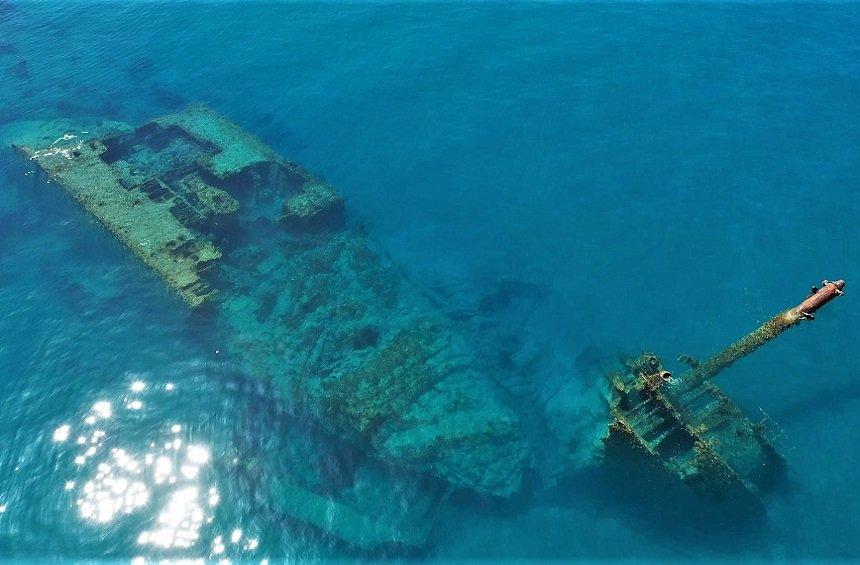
12 104 530 549
10 102 843 549
604 279 845 505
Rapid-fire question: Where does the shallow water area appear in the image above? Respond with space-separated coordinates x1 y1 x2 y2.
1 1 859 561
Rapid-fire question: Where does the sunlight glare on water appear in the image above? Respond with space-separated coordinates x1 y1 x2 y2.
40 374 265 562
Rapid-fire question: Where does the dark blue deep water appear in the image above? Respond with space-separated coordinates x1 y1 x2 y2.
1 1 859 561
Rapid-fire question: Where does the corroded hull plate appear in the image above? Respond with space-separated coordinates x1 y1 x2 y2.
605 353 784 504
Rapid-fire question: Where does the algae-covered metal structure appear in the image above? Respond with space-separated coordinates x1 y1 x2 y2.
604 279 845 504
13 104 529 549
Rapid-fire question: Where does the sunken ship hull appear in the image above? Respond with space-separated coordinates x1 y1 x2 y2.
12 105 529 548
605 353 784 506
603 279 845 506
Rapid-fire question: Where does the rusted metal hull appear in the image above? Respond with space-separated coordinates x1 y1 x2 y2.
605 353 785 504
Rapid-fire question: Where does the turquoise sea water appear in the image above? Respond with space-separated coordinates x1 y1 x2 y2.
1 1 859 561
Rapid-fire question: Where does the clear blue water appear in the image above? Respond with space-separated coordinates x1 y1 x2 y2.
1 1 859 561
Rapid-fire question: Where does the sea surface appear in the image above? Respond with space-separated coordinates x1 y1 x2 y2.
1 1 859 561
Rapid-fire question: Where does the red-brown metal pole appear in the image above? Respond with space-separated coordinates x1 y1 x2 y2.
794 279 845 318
676 279 845 392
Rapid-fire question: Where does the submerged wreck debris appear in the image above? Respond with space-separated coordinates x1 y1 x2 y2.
14 104 528 548
605 280 846 503
281 182 345 232
13 109 245 307
218 231 528 499
677 279 845 393
268 467 436 549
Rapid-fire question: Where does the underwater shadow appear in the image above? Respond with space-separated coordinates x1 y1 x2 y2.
547 455 774 557
771 379 860 423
